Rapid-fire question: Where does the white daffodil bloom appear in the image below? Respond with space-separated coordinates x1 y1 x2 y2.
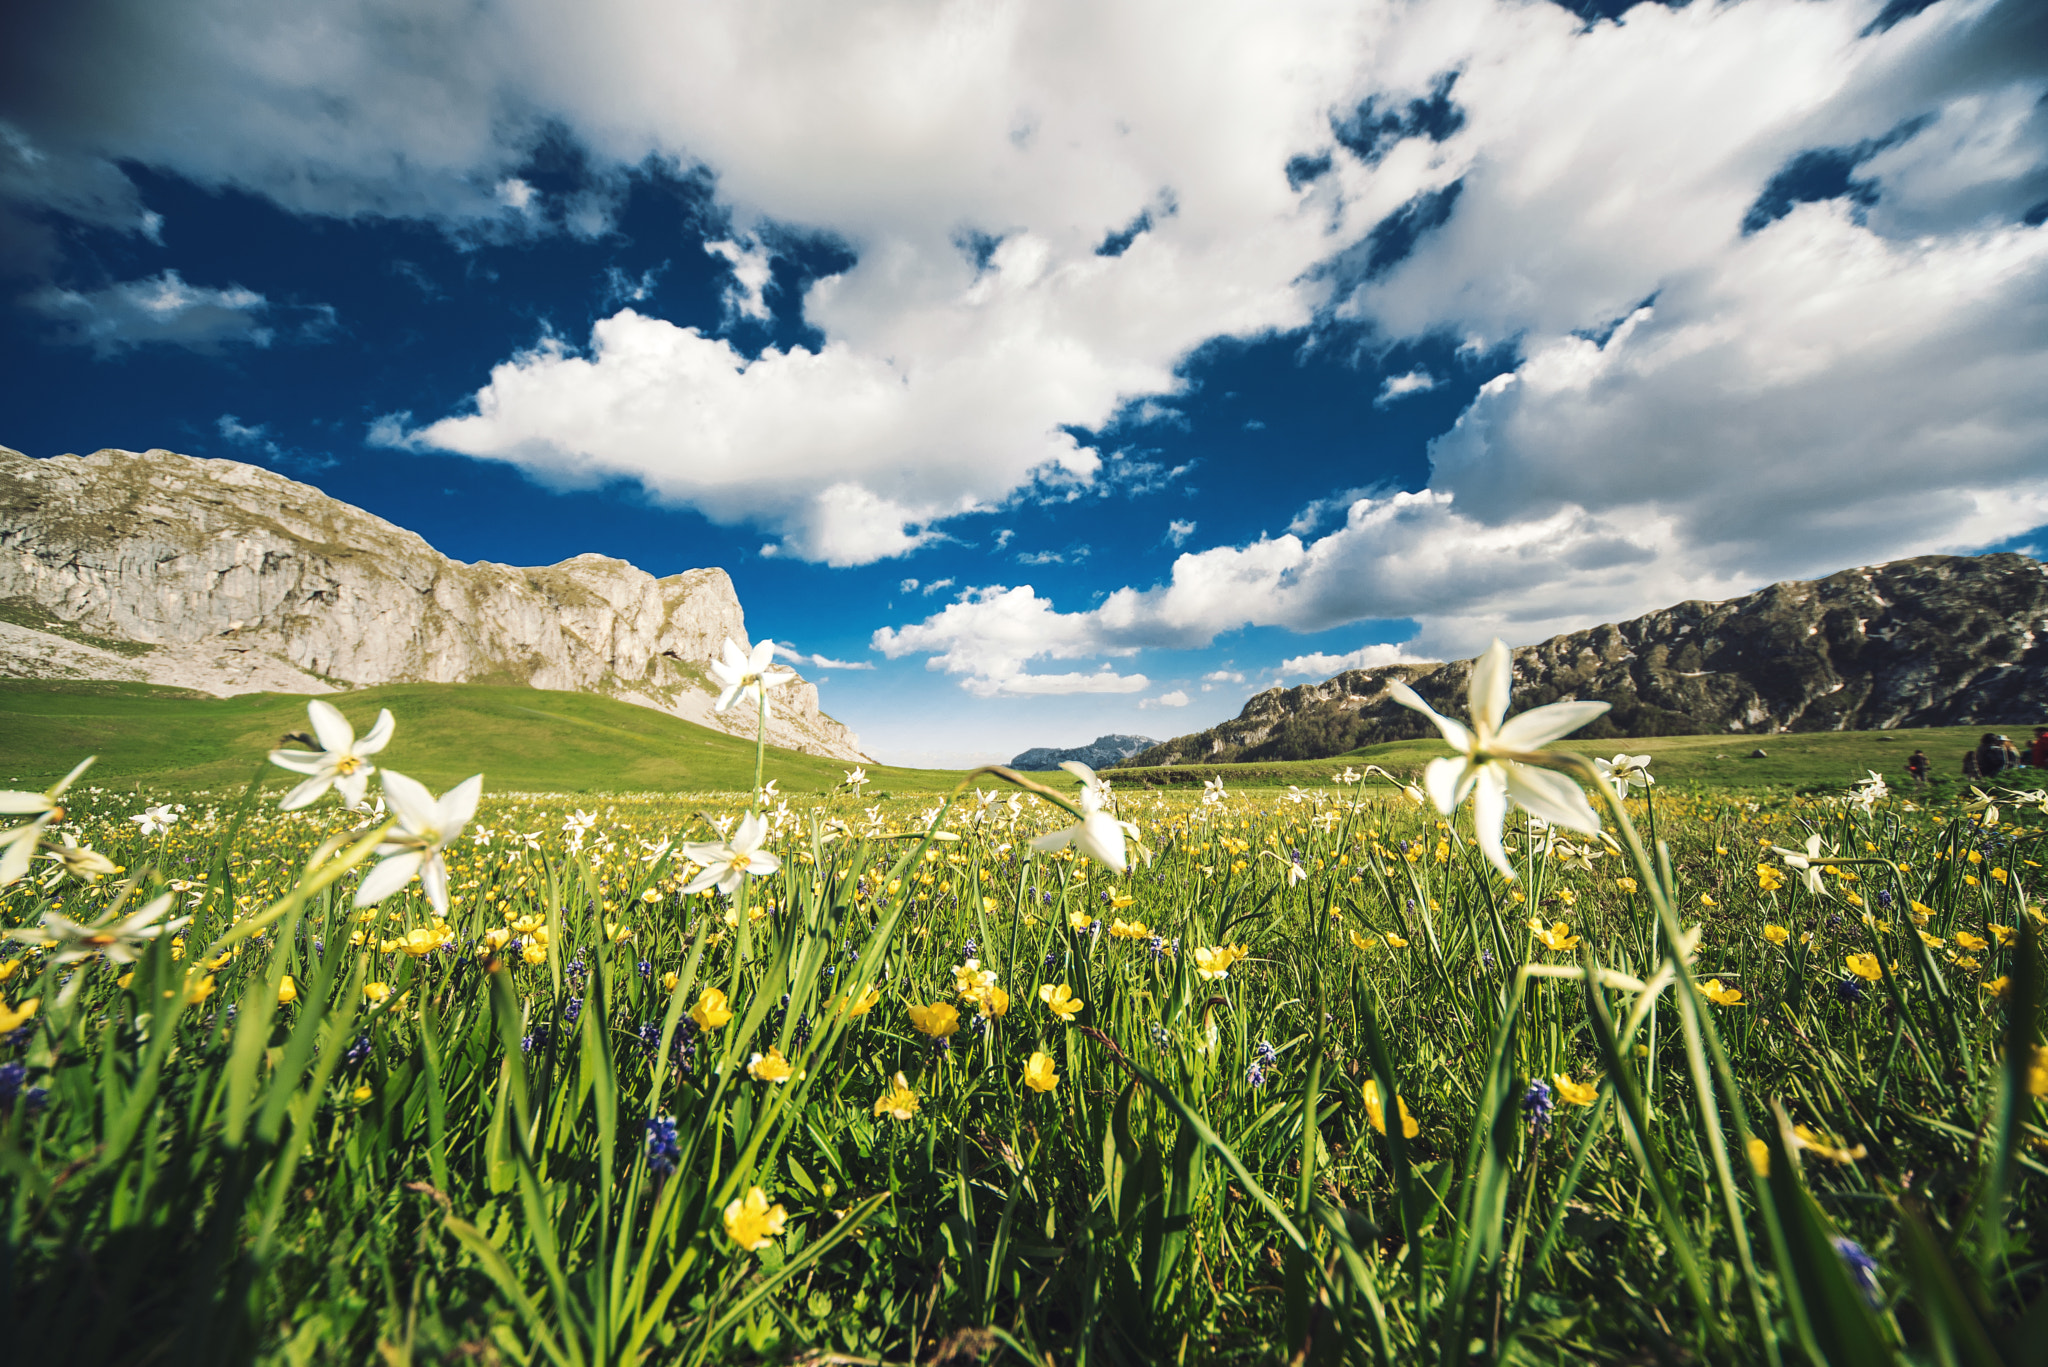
11 891 191 966
678 812 781 897
129 804 179 837
710 639 797 718
0 756 95 887
1592 753 1655 801
355 771 483 916
1030 762 1141 873
1388 639 1610 880
268 700 394 811
1848 769 1888 812
1772 834 1835 898
40 839 117 887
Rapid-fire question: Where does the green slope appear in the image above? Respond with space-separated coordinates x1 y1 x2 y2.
1109 723 2024 794
0 679 984 796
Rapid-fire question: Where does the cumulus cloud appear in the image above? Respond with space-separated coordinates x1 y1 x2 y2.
1373 368 1435 406
24 270 274 354
1165 518 1196 547
1139 689 1190 708
1279 642 1433 678
770 640 874 670
705 238 773 322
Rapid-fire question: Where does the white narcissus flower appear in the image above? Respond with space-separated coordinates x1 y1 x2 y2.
678 812 781 897
1593 753 1655 800
269 700 394 811
709 639 797 718
1771 834 1835 898
40 839 117 886
1030 762 1141 873
0 756 95 887
11 891 191 966
129 804 179 837
1388 639 1610 880
355 771 483 916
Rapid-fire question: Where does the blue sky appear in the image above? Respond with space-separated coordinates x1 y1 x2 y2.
3 0 2044 766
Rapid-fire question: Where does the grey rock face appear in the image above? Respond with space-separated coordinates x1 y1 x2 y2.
1010 734 1159 772
1126 554 2048 767
0 445 869 762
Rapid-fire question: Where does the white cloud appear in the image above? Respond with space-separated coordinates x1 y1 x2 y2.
1202 668 1245 683
1279 642 1432 678
25 270 273 354
705 238 773 322
899 577 919 593
1139 689 1190 708
922 577 955 595
1373 368 1436 406
770 640 875 670
1165 518 1196 547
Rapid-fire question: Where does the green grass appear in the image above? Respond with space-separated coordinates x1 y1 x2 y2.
0 678 990 796
1111 723 2010 793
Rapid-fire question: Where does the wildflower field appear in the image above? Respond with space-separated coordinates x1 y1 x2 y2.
0 656 2043 1365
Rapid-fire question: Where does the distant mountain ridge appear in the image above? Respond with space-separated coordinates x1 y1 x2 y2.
1011 734 1158 772
1121 553 2048 769
0 444 869 761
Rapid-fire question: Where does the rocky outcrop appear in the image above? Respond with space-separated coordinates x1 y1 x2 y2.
0 445 870 761
1124 554 2048 767
1010 734 1159 772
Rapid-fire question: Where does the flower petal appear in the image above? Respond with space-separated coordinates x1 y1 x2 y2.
1030 825 1079 854
380 770 439 835
1472 767 1515 880
307 699 356 755
747 638 776 674
1386 681 1473 752
355 850 425 907
732 812 769 853
279 775 333 811
1422 755 1476 815
437 775 484 837
1467 639 1513 737
679 866 723 897
0 792 53 816
356 708 396 756
1501 762 1603 834
268 749 330 776
420 854 450 917
1075 811 1129 873
1494 699 1612 752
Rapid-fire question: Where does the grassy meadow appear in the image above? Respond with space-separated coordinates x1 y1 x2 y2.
0 691 2043 1365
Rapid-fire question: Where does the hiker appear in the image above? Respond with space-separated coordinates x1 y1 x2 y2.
1977 733 2006 779
1907 749 1930 784
1963 749 1980 780
2033 727 2048 768
2002 735 2024 770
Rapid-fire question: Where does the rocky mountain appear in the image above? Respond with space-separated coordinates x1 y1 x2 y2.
1122 553 2048 768
1010 734 1159 772
0 445 869 761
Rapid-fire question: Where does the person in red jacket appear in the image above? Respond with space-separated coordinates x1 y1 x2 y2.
2033 727 2048 769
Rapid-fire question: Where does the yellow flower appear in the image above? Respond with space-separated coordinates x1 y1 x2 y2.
276 975 298 1006
1384 932 1410 949
362 981 392 1004
0 997 39 1032
747 1046 798 1083
1757 864 1784 892
1023 1051 1060 1092
662 970 680 990
521 940 548 966
1615 877 1638 894
1763 925 1790 946
833 986 882 1018
352 1084 373 1104
1108 918 1150 940
723 1187 788 1252
1700 979 1744 1007
1953 931 1989 953
1348 930 1374 953
1919 930 1946 948
1700 894 1717 908
873 1072 919 1120
1528 919 1580 952
184 974 217 1005
977 985 1010 1018
1792 1124 1867 1164
1362 1078 1419 1138
1844 954 1883 983
1039 982 1085 1022
1986 975 2010 999
907 1001 960 1038
0 960 17 982
1552 1074 1599 1106
2029 1045 2048 1099
953 959 999 1001
1746 1136 1770 1176
1068 911 1094 931
1988 924 2015 947
1193 945 1242 979
692 987 734 1031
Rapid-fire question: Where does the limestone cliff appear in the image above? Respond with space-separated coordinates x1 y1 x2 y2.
0 445 870 762
1125 553 2048 767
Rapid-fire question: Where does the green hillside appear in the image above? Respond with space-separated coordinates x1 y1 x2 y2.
1110 723 2029 794
0 679 988 797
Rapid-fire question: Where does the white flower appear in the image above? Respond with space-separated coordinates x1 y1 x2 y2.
11 891 190 966
1592 753 1655 800
0 756 95 887
1030 762 1140 873
355 771 483 916
129 804 179 837
1848 769 1888 812
40 839 117 886
710 639 797 718
1334 767 1362 785
1388 639 1610 880
268 700 394 811
844 765 868 791
1771 834 1834 898
678 812 781 896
